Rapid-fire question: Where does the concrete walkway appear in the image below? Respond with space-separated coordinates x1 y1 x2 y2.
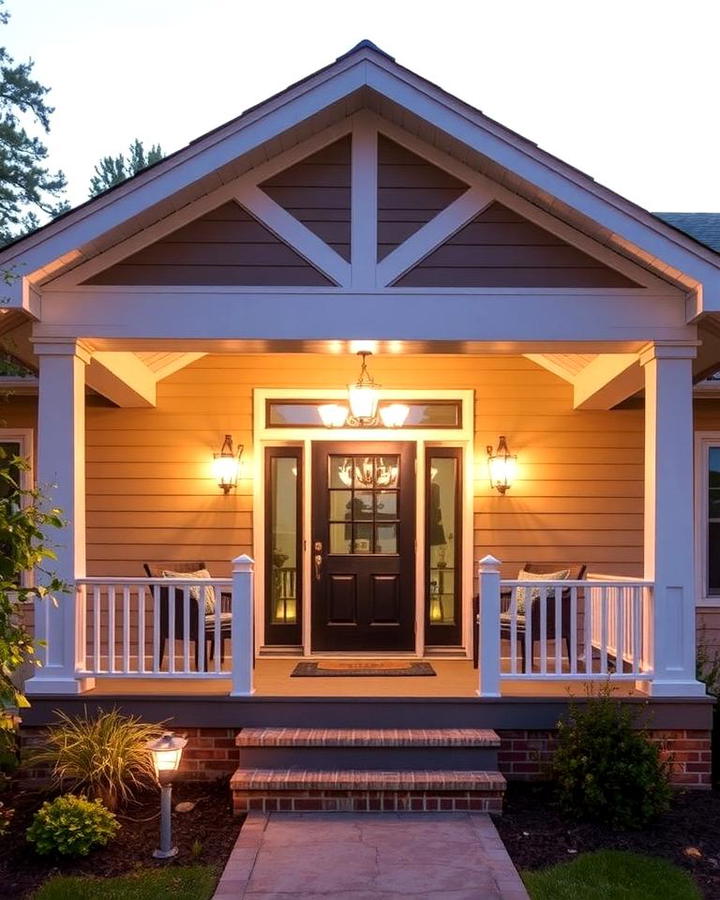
213 811 529 899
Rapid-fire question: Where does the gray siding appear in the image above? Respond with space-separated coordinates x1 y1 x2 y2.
377 135 468 260
394 203 641 288
85 201 333 286
261 136 351 261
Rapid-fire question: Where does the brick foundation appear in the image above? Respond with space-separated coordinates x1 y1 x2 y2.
496 728 712 789
232 790 504 814
18 724 712 790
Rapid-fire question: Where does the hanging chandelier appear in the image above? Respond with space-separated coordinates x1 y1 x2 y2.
318 351 409 429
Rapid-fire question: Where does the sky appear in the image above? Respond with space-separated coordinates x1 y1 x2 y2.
6 0 720 212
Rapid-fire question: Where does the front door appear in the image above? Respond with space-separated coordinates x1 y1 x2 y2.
311 442 416 651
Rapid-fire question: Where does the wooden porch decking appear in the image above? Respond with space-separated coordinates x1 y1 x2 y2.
86 658 644 698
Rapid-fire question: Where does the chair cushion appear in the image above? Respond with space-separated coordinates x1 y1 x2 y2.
514 568 570 615
162 568 216 613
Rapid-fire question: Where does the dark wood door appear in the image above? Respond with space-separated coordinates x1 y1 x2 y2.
311 442 416 651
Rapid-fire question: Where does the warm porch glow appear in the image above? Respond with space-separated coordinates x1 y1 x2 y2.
487 435 517 494
379 403 410 428
213 434 242 494
318 403 348 427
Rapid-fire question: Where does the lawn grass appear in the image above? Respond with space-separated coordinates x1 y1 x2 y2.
523 850 700 900
32 865 217 900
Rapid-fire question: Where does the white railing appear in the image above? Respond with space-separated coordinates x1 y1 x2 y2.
476 556 654 696
77 577 232 678
75 554 255 695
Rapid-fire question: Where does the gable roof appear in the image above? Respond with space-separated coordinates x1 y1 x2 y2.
2 39 720 314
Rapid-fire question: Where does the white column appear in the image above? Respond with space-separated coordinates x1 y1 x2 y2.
230 554 255 696
640 343 705 696
476 555 501 697
26 339 93 694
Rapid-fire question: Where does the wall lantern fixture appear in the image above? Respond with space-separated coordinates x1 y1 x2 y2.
318 352 409 429
213 434 243 494
145 731 188 859
487 435 517 494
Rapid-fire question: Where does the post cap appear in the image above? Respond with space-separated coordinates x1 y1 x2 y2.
477 554 501 571
232 554 255 571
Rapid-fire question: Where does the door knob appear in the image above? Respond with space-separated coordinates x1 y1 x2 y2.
314 541 323 580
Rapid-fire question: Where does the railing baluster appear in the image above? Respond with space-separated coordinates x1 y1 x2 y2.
182 585 190 674
554 585 562 675
93 585 101 673
168 584 176 674
539 586 547 675
570 586 578 675
600 586 608 675
214 590 222 674
138 586 146 675
108 586 116 674
584 585 593 675
197 584 205 674
633 587 642 675
122 586 130 674
524 586 532 676
616 587 625 674
510 589 518 675
153 584 160 673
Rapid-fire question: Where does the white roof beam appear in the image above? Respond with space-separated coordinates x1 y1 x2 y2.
86 352 157 408
572 354 642 410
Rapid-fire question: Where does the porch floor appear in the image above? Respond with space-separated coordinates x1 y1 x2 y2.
86 658 644 698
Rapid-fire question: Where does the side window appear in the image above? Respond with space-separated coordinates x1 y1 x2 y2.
708 446 720 596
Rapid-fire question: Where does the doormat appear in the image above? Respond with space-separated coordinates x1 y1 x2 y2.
291 661 436 677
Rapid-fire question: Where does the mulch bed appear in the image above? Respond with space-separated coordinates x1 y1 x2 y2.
494 781 720 899
0 778 242 898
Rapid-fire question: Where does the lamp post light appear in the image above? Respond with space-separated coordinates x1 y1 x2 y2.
146 731 187 859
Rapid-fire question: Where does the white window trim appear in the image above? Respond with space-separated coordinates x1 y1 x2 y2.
694 432 720 607
252 389 475 657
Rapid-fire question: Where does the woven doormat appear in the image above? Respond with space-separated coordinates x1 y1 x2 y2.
291 661 436 678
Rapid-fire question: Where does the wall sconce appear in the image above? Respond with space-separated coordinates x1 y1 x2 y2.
487 435 517 494
213 434 243 494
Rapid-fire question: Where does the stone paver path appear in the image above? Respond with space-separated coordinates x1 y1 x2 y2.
214 811 529 899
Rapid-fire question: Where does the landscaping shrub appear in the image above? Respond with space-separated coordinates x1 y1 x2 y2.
32 709 164 811
553 685 671 827
26 794 119 857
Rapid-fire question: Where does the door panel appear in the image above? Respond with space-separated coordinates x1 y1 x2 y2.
312 441 416 651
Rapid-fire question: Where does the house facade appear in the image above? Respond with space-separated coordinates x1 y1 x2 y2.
4 42 720 793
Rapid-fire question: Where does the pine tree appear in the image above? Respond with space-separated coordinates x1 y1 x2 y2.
0 1 67 246
89 139 164 197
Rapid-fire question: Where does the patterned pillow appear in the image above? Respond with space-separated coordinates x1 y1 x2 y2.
514 569 571 616
162 568 216 614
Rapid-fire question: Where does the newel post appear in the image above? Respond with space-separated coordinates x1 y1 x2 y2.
230 554 255 696
477 555 501 698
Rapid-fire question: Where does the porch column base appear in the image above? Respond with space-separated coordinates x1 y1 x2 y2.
25 675 95 696
475 690 501 698
647 679 707 698
229 688 256 697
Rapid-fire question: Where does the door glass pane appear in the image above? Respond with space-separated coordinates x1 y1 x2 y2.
427 455 459 626
328 453 401 555
269 457 298 624
330 522 352 554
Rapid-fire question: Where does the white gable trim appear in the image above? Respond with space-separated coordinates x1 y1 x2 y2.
2 45 717 312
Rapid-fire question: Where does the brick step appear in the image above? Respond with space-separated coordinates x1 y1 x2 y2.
230 767 506 814
236 727 500 771
236 727 500 747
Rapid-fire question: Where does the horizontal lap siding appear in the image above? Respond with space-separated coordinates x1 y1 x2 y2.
84 201 332 286
394 202 640 288
260 136 351 261
377 135 468 260
80 354 645 579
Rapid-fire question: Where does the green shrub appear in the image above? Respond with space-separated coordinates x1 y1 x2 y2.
32 708 164 811
553 685 672 827
26 794 119 857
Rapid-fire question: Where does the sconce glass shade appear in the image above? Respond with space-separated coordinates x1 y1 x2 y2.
487 435 517 494
379 403 410 428
318 404 348 428
146 731 187 779
213 434 242 494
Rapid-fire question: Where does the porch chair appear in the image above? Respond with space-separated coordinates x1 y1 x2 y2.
143 561 232 670
473 562 587 671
